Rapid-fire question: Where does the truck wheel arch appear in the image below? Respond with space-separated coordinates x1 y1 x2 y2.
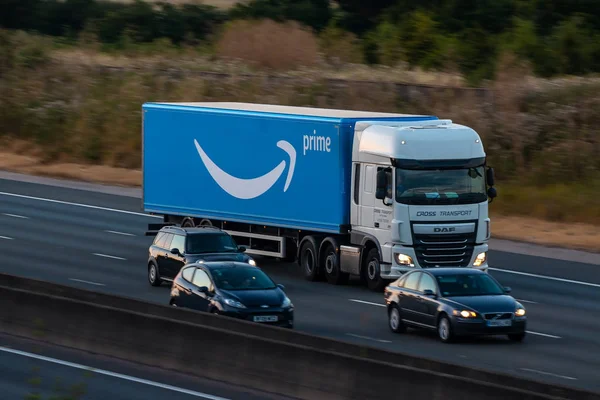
359 237 385 283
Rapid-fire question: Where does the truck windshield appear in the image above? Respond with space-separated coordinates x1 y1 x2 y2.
395 166 487 205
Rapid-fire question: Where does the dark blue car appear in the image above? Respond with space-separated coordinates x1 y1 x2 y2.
169 261 294 328
384 268 527 343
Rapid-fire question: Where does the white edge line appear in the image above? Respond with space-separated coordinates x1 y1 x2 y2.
519 368 577 380
105 230 136 237
0 346 231 399
0 191 161 219
349 299 386 307
69 278 106 287
346 333 392 343
526 331 561 339
2 213 29 219
490 267 600 289
93 253 126 261
0 236 13 240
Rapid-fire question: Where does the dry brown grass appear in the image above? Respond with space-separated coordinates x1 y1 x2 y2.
214 19 320 70
1 151 598 253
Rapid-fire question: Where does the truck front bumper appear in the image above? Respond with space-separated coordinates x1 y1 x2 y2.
380 243 489 280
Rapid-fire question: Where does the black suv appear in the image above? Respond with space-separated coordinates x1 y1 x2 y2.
147 225 256 286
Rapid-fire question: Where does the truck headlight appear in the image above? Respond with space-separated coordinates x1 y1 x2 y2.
394 253 414 267
473 252 486 267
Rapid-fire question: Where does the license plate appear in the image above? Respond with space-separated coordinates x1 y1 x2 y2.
487 319 512 327
253 315 278 322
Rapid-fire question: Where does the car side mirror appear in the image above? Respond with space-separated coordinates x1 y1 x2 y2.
423 289 437 298
171 248 181 255
196 286 208 293
503 286 511 293
277 283 286 291
237 246 246 253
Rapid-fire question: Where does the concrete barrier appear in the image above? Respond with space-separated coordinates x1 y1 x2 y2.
0 273 597 400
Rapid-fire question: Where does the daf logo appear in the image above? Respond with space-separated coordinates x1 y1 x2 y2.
434 227 456 233
261 305 269 308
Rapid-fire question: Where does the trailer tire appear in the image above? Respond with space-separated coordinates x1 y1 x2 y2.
322 243 349 285
299 238 321 281
363 248 387 292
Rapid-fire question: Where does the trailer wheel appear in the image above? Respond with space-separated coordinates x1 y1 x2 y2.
363 248 387 292
182 218 194 228
299 238 321 281
322 243 349 285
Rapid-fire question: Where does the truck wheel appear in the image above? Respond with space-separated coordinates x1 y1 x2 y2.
363 248 387 292
323 243 349 285
300 238 321 281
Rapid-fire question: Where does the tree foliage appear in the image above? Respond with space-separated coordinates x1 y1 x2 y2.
1 0 600 83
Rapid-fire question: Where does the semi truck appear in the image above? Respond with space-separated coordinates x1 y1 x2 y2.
142 102 497 291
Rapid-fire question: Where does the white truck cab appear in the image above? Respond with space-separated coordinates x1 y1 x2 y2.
348 119 497 282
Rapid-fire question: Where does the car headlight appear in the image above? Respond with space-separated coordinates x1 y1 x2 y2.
247 258 256 266
453 310 477 318
515 308 526 317
473 252 486 267
281 296 292 308
223 298 246 309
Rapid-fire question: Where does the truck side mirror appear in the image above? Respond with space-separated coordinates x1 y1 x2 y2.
487 187 497 199
375 169 387 200
486 167 495 187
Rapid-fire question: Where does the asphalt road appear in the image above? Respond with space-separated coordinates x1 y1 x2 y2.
1 174 599 393
0 334 290 400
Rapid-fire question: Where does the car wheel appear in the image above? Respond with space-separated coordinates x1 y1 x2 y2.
323 244 349 285
148 263 161 287
363 248 387 292
388 304 406 333
508 332 526 342
437 315 454 343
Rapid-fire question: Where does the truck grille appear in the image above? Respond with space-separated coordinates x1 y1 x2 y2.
413 232 476 268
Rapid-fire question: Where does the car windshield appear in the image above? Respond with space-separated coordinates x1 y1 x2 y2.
395 166 487 205
186 233 238 254
435 273 504 297
211 267 276 291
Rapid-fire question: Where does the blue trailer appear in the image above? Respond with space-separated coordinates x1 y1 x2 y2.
142 102 495 291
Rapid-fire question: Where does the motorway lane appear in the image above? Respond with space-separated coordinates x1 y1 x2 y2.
1 178 600 392
0 334 290 400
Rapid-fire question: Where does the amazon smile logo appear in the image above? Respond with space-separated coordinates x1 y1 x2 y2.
193 139 297 200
